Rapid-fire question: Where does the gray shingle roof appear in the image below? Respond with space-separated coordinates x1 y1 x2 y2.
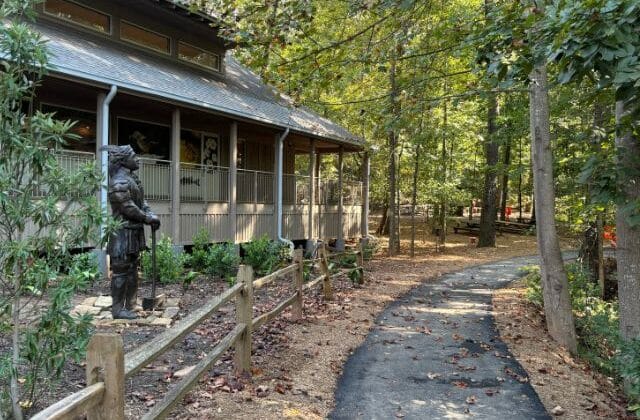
32 21 363 147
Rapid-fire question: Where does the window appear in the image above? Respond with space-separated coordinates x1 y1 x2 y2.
117 118 170 161
178 42 220 71
41 104 97 153
120 21 170 54
44 0 110 34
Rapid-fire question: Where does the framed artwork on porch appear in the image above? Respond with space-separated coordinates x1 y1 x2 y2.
202 133 219 167
117 117 170 160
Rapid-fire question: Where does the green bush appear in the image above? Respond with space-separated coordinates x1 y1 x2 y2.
242 235 286 276
618 339 640 415
204 242 240 282
68 252 100 286
141 235 185 284
190 227 210 272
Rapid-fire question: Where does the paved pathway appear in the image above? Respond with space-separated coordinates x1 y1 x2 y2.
331 255 552 420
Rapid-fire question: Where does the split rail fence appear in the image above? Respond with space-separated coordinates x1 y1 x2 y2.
31 241 367 420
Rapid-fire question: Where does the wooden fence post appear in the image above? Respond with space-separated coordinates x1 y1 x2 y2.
235 265 254 375
292 248 304 320
357 238 365 269
86 333 124 420
318 244 333 300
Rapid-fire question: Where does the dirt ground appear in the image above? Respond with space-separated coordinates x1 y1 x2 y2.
29 219 625 419
493 282 631 419
174 228 572 419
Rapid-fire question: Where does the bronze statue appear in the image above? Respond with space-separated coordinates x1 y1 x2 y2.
103 145 160 319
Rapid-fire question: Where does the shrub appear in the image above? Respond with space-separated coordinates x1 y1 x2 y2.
68 252 100 286
204 242 240 282
141 235 185 284
618 339 640 416
242 235 286 276
190 228 210 272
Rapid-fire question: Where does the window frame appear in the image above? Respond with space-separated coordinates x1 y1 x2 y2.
43 0 112 35
119 19 171 56
178 41 221 72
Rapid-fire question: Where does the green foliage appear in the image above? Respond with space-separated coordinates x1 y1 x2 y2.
190 228 210 272
68 252 100 286
0 1 110 416
241 235 286 276
204 242 240 282
181 270 198 291
362 239 379 261
348 266 364 285
618 339 640 416
141 235 185 284
338 253 357 268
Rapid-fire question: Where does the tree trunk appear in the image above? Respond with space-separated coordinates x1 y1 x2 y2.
410 143 420 258
500 137 511 221
615 100 640 341
478 94 499 246
377 204 389 235
387 49 399 256
518 137 523 222
529 62 577 354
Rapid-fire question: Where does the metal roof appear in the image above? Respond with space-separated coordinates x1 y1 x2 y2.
32 21 363 148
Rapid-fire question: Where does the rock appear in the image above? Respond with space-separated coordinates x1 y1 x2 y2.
151 317 172 327
94 296 113 308
81 297 97 306
173 365 195 379
163 307 180 319
166 298 180 307
551 406 565 416
73 305 101 316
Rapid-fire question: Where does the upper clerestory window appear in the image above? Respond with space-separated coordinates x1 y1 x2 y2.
178 41 220 72
44 0 110 34
120 21 171 55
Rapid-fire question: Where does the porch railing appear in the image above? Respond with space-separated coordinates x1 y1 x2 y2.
33 149 96 197
317 179 363 206
138 158 171 201
283 174 310 205
179 163 229 202
237 169 274 204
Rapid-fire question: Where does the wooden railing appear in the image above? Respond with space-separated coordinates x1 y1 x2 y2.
31 242 367 420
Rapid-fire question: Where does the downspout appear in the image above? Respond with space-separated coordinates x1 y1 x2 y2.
275 127 294 253
100 85 117 239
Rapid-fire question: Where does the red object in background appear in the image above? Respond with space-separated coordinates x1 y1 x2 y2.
505 206 512 221
603 225 617 249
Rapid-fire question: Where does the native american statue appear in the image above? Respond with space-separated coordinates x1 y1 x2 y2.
103 145 160 319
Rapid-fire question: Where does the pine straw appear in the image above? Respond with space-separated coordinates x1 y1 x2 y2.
174 232 568 419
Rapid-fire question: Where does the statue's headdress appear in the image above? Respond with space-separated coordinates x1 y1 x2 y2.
100 145 136 167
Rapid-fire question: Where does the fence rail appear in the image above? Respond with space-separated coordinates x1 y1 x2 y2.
31 241 367 420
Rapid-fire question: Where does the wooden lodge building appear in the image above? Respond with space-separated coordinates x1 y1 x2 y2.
27 0 370 253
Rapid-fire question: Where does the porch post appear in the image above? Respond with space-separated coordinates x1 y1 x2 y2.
316 153 322 240
171 109 181 247
229 121 238 243
274 133 283 240
336 147 345 251
362 151 370 238
94 86 116 275
306 140 316 251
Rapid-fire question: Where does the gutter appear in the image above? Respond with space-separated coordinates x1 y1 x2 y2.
99 85 117 237
275 127 294 253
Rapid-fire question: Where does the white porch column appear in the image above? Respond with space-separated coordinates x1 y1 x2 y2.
94 86 116 275
229 121 238 243
362 151 370 238
306 140 316 250
274 132 284 239
316 153 322 240
171 109 181 246
336 147 345 251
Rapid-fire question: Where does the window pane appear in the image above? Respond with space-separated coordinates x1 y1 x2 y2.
42 104 97 153
121 21 170 54
178 42 219 71
118 118 170 160
44 0 110 33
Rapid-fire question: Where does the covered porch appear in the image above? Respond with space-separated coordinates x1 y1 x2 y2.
37 77 368 248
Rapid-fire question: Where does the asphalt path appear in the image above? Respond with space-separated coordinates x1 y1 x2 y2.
331 255 553 420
